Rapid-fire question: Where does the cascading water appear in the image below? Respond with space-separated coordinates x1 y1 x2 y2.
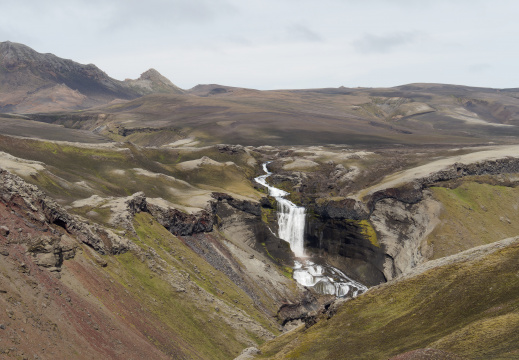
255 161 367 298
255 162 306 257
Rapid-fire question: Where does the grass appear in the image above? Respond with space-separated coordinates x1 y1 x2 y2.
259 240 519 359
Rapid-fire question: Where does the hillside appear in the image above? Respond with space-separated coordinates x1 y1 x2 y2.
2 42 519 147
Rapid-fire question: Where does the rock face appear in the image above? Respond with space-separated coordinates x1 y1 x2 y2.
370 192 440 280
314 197 369 220
148 205 213 236
304 156 519 282
304 217 387 286
211 192 262 216
364 157 519 279
122 192 214 236
28 234 78 271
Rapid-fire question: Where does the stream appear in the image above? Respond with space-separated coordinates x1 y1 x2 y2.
255 162 367 298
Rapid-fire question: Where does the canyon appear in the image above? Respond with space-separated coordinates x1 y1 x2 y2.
0 42 518 359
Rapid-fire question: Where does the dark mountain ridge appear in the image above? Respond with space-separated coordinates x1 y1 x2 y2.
0 41 183 112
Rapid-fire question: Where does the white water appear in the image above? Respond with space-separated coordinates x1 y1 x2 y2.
255 162 368 298
255 162 306 257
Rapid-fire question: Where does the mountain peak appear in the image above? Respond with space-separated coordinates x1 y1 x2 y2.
125 68 184 95
138 68 172 84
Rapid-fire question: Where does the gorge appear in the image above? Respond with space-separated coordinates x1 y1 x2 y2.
255 162 368 298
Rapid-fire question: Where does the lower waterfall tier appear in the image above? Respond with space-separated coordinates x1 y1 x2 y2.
293 260 367 297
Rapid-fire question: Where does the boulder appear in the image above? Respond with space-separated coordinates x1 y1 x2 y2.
35 252 60 268
0 225 9 237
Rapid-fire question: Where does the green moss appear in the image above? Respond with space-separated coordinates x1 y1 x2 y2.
261 207 274 223
281 266 293 279
358 220 379 247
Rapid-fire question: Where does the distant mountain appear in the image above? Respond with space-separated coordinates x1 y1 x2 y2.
0 41 183 113
186 84 251 97
124 68 184 96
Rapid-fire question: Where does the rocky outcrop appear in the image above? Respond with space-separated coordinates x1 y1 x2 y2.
211 192 262 216
417 157 519 186
0 168 128 255
314 197 369 220
147 205 213 236
277 291 336 327
304 217 387 286
365 157 519 211
217 144 246 155
112 191 214 236
234 347 261 360
27 234 78 274
307 156 519 282
367 183 423 212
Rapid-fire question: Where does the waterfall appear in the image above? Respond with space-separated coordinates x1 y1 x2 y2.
276 199 306 257
254 162 306 257
255 161 368 298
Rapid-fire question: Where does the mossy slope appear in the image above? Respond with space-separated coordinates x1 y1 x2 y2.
428 179 519 259
70 212 280 360
260 239 519 359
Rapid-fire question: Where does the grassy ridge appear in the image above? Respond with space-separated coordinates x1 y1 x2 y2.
260 239 519 359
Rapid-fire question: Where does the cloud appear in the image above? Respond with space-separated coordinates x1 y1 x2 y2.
468 63 492 73
286 24 324 43
353 32 418 54
100 0 238 33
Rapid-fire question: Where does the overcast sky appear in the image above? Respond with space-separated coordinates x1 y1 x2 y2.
2 0 518 90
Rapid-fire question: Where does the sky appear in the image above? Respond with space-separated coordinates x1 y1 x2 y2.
2 0 518 90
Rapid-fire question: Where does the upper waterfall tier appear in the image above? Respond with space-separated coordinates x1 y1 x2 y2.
255 162 306 257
